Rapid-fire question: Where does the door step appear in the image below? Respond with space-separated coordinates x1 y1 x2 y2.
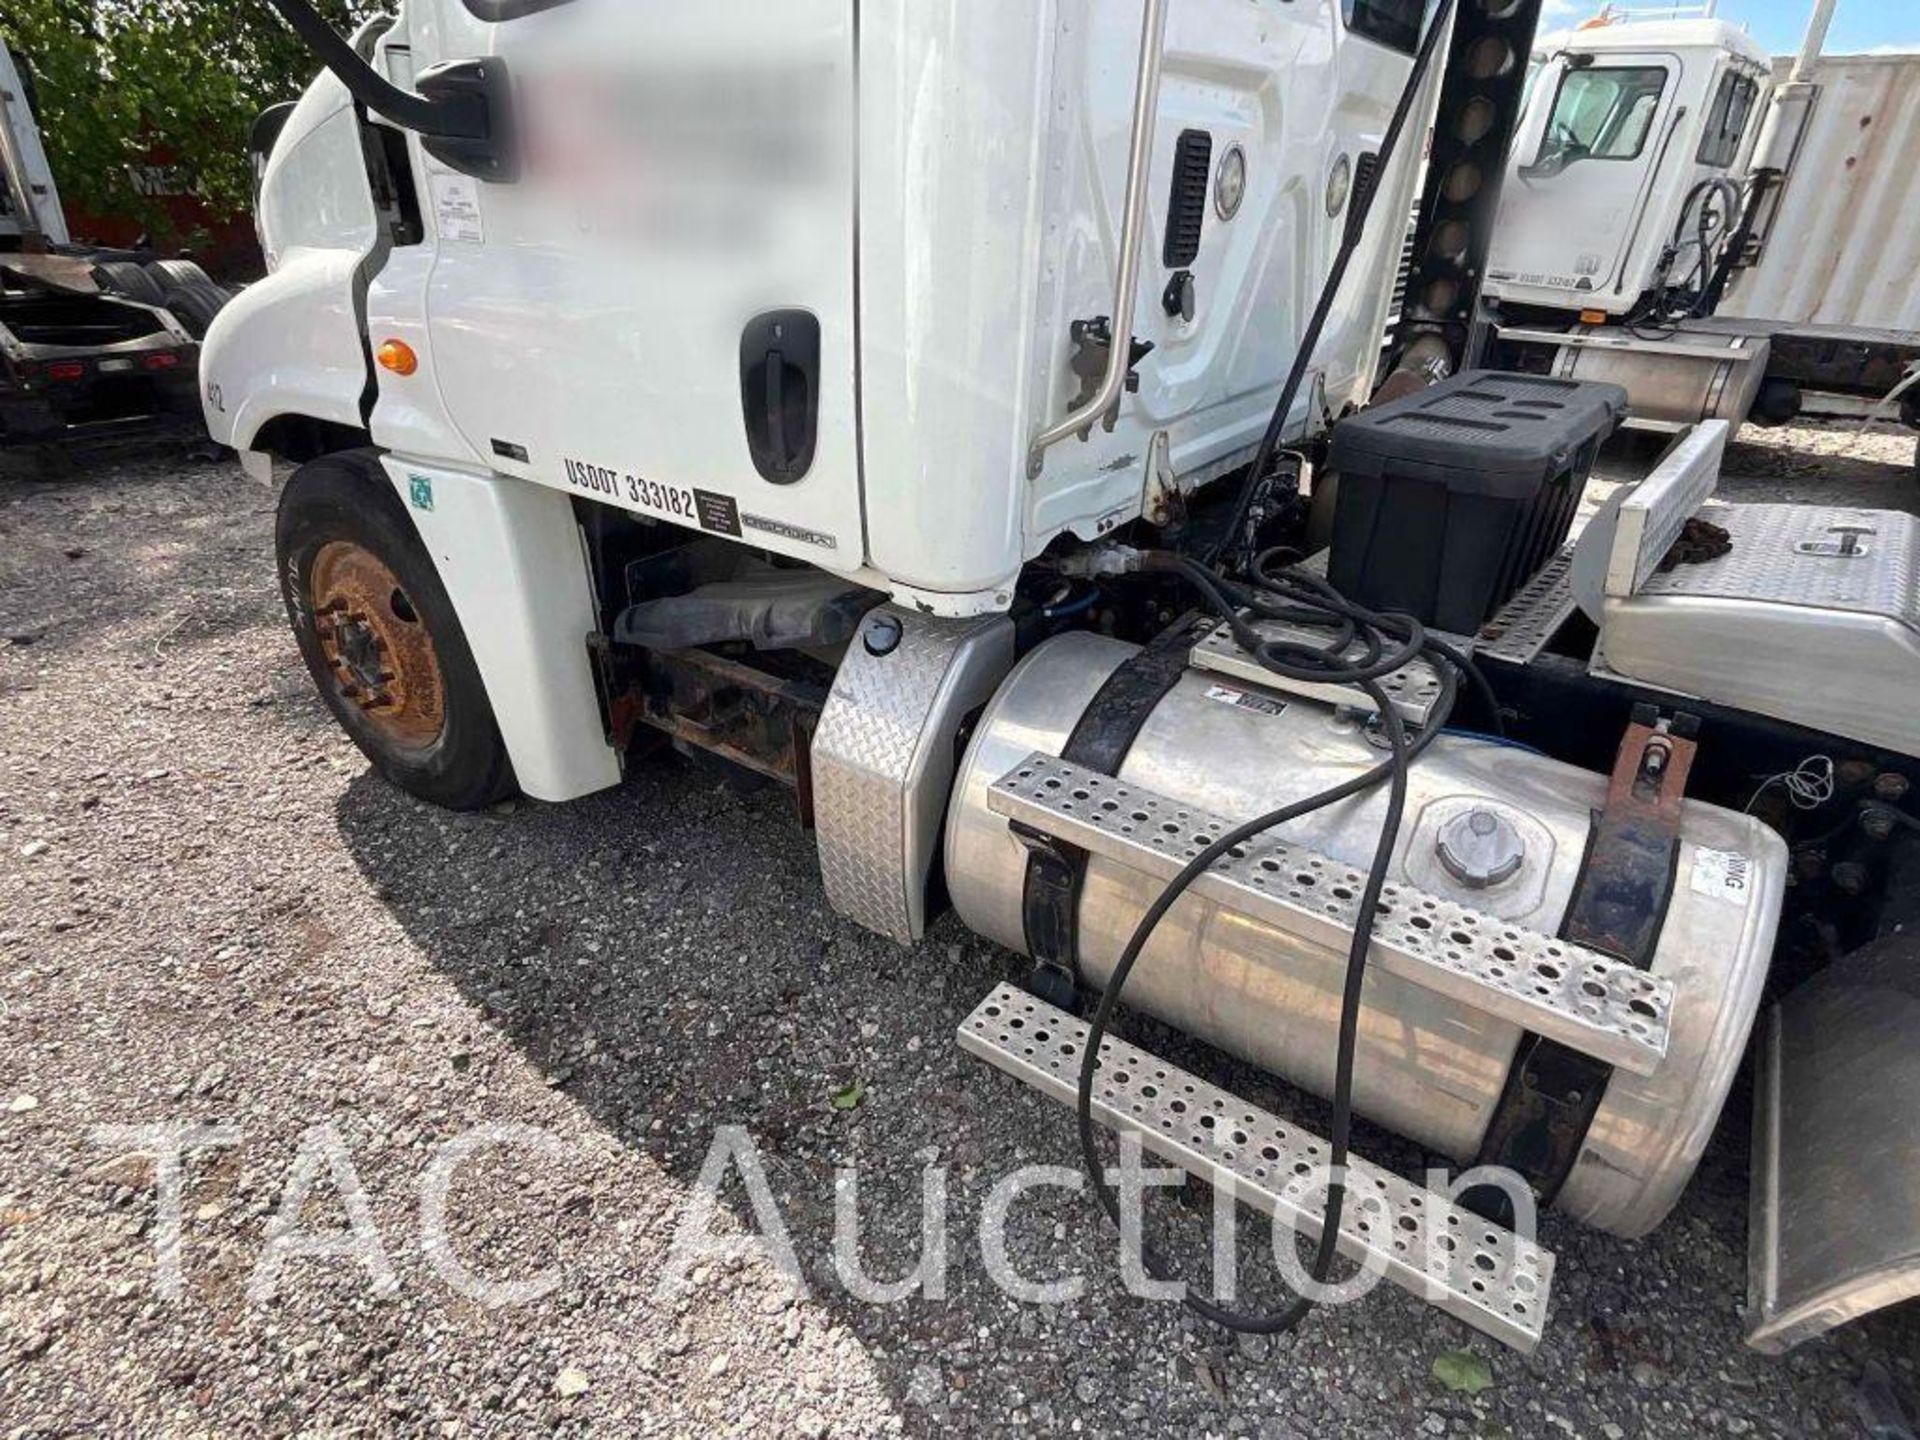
959 982 1555 1352
988 754 1673 1076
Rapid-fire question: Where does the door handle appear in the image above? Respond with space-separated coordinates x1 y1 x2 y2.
739 311 821 485
765 346 789 476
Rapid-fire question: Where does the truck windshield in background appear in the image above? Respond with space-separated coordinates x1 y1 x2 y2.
1537 64 1668 167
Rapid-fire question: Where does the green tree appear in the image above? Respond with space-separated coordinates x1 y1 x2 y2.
0 0 377 236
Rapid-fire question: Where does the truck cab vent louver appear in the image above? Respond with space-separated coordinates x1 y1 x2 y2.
1163 129 1213 269
1349 150 1382 246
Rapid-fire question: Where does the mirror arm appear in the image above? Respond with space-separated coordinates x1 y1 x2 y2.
261 0 486 139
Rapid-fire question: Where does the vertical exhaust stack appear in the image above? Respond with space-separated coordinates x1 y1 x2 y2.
0 47 58 248
1789 0 1838 85
1724 0 1835 297
1385 0 1547 385
1750 0 1834 174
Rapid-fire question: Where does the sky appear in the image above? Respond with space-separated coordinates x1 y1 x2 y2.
1538 0 1920 55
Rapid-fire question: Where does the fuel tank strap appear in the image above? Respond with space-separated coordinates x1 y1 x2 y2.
1473 708 1698 1208
1016 615 1208 1005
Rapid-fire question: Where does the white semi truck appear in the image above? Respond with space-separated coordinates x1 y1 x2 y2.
1480 3 1920 450
205 0 1920 1358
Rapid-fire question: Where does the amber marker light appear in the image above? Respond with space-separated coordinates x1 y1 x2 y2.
377 339 419 376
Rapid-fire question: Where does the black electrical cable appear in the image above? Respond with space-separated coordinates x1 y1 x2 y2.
1673 177 1737 319
1072 550 1499 1334
1206 0 1460 571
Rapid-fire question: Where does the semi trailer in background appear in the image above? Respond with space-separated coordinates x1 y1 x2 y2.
0 44 231 449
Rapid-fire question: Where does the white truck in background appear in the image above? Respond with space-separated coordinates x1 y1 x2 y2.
1480 2 1920 457
202 0 1920 1361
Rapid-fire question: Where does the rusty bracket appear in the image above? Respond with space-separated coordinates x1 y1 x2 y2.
1470 703 1702 1212
1571 703 1701 964
616 645 827 826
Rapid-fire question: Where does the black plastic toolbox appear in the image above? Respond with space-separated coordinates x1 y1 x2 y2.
1325 371 1628 635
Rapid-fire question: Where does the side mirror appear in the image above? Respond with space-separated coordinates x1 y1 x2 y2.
260 0 516 182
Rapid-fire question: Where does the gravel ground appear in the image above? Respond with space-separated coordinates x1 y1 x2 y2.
1599 418 1920 505
2 424 1917 1438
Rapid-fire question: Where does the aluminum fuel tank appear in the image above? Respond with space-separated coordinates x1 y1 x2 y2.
945 631 1786 1238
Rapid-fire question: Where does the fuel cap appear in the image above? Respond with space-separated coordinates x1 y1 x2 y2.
1436 808 1526 889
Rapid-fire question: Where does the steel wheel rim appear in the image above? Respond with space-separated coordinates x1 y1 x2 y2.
308 540 447 752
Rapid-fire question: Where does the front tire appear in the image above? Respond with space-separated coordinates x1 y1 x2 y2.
276 450 515 810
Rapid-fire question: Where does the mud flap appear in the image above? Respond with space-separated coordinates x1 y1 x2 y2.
1747 932 1920 1353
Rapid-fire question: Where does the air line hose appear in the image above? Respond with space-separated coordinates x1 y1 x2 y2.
1208 0 1462 571
1073 553 1494 1333
1068 0 1479 1335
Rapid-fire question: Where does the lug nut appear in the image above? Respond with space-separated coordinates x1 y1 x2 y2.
1873 772 1911 803
1831 861 1870 897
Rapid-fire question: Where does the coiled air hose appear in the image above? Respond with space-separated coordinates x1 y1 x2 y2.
1073 553 1496 1333
1068 0 1489 1336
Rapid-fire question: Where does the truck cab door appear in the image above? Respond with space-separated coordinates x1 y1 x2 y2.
410 0 864 571
1491 52 1680 310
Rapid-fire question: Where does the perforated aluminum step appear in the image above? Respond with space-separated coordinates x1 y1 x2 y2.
988 754 1673 1076
959 982 1555 1352
1475 548 1577 666
1190 620 1444 727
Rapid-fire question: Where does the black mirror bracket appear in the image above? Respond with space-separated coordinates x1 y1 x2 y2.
262 0 516 183
417 58 516 184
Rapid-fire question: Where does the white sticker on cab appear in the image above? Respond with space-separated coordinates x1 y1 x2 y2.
429 173 485 244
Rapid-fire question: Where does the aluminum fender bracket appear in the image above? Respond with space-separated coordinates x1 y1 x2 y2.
1747 933 1920 1354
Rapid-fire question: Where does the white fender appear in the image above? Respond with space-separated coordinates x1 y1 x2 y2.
376 457 623 804
200 72 374 451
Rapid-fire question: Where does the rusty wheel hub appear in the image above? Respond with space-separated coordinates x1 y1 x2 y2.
309 541 446 751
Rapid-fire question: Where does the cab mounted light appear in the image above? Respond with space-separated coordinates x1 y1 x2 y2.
258 0 516 182
376 339 420 376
